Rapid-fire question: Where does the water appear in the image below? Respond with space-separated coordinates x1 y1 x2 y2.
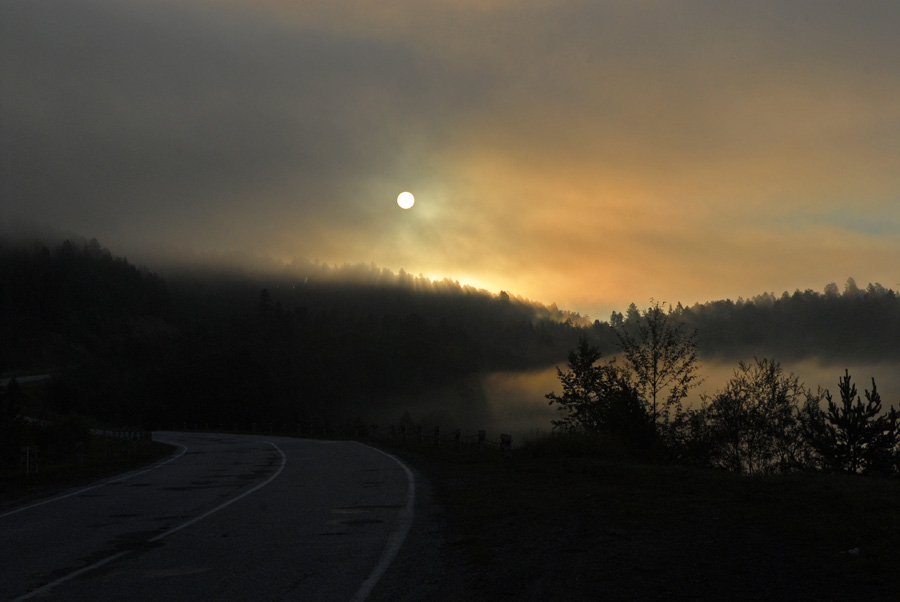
481 358 900 441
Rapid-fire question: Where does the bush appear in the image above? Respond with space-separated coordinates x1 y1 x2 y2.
520 430 635 461
546 337 657 453
700 358 810 475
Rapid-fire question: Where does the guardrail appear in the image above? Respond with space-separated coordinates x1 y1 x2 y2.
92 430 153 459
19 430 153 477
364 424 513 457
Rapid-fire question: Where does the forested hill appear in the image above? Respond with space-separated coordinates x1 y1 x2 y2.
603 280 900 362
162 259 589 372
0 237 171 371
0 238 585 430
6 236 897 430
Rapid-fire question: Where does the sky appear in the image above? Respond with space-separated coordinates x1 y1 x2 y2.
3 0 900 320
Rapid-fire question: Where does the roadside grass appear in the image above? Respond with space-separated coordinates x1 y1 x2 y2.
374 431 900 601
1 377 178 509
0 434 174 510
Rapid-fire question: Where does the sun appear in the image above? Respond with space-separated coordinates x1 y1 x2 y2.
397 191 415 209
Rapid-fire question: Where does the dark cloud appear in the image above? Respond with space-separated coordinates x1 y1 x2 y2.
1 0 454 244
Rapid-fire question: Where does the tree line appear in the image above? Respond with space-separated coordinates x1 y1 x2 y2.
0 237 585 446
602 278 900 362
549 302 900 477
5 235 900 473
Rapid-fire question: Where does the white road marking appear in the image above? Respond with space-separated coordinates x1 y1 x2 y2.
10 552 131 602
349 443 416 602
147 442 286 542
10 441 287 601
0 444 188 519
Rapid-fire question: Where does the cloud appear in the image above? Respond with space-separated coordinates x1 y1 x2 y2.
3 0 899 318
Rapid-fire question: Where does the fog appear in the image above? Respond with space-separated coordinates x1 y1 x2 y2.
5 1 900 315
482 368 562 440
483 357 900 443
5 234 900 442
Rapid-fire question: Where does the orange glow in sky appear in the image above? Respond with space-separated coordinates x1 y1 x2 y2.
3 0 899 320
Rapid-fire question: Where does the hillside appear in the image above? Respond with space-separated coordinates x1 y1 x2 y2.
0 238 585 431
4 236 899 434
598 280 900 363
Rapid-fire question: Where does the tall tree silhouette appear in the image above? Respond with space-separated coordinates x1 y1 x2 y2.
546 337 654 447
615 301 702 426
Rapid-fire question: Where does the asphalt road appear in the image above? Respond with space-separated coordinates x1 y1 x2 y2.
0 432 416 601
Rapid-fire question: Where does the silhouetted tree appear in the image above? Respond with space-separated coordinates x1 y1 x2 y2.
615 302 702 426
702 358 809 474
678 280 900 362
546 338 654 447
257 288 273 322
666 406 716 467
802 370 899 475
547 338 606 432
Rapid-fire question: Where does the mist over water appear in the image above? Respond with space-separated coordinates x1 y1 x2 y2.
699 359 900 405
6 234 900 445
482 368 561 440
481 358 900 441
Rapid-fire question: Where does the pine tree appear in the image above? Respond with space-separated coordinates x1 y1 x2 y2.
805 370 899 475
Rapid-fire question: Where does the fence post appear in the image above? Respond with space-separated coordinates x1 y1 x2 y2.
21 445 38 476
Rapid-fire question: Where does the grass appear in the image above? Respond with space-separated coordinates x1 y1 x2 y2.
1 378 178 509
373 431 900 601
0 434 175 510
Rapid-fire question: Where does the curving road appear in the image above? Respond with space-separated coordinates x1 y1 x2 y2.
0 432 415 602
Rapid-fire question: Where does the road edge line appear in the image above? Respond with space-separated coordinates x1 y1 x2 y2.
0 443 188 519
149 441 287 542
10 441 286 601
349 442 416 602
